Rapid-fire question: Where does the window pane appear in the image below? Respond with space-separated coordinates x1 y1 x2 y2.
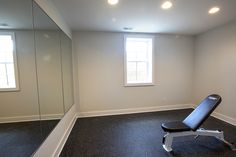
126 51 136 61
127 62 136 72
7 75 16 88
136 50 147 61
137 62 147 82
126 40 148 61
6 63 16 88
127 71 137 83
127 62 136 83
6 63 15 75
0 52 14 63
0 64 7 88
0 35 13 53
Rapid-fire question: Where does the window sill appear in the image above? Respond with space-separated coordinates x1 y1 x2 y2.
124 83 154 87
0 88 20 92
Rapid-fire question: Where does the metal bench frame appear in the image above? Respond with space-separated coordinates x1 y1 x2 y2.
162 128 235 152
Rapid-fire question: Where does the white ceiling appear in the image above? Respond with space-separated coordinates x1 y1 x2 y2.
51 0 236 35
0 0 33 30
0 0 59 30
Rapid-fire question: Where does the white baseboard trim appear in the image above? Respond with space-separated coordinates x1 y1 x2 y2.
0 115 40 124
212 111 236 126
0 113 64 124
41 113 64 121
53 112 77 157
78 104 193 118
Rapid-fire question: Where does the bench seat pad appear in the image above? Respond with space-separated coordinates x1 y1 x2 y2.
161 121 191 132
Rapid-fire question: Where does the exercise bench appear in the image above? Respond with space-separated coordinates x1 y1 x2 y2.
161 94 236 152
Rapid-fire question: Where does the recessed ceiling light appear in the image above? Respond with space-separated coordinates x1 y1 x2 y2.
161 1 173 10
0 23 9 27
43 34 50 39
112 18 117 22
123 27 133 31
209 7 220 14
108 0 119 5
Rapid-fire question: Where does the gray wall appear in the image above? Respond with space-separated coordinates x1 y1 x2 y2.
194 21 236 120
73 32 195 113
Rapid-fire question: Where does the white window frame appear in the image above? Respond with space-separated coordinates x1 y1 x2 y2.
0 32 20 91
124 34 154 87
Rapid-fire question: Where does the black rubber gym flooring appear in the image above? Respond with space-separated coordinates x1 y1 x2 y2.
0 120 59 157
60 109 236 157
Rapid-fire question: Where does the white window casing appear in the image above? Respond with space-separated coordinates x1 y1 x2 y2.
124 35 154 86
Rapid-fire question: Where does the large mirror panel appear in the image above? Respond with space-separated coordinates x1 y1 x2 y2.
61 32 74 112
33 2 64 136
0 1 74 156
0 0 41 156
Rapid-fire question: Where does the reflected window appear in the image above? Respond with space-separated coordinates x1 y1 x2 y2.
0 32 19 91
124 35 154 86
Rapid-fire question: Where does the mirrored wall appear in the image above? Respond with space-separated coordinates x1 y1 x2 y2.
0 0 74 156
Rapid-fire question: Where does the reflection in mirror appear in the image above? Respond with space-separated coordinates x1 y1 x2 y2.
61 32 74 112
0 0 41 156
0 0 74 156
33 1 64 137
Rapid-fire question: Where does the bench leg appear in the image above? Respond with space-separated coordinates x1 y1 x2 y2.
162 133 173 152
220 137 236 151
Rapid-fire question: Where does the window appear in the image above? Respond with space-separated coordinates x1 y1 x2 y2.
0 32 19 91
124 35 154 86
